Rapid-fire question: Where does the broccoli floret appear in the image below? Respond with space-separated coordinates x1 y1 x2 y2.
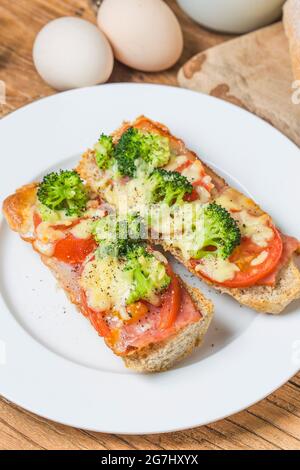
114 127 171 177
92 215 120 257
93 214 170 304
94 134 115 170
114 128 141 177
93 213 146 244
119 213 148 240
194 203 241 259
37 202 75 223
37 170 88 217
123 244 171 305
139 132 170 168
93 213 147 258
147 168 193 206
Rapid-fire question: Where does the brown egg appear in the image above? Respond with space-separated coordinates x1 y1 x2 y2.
97 0 183 72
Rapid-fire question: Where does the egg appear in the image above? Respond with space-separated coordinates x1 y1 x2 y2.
33 17 114 90
97 0 183 72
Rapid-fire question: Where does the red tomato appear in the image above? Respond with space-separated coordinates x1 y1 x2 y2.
159 266 181 330
33 212 42 229
53 234 97 265
80 289 111 338
194 225 283 288
176 160 213 195
176 160 192 172
184 188 199 202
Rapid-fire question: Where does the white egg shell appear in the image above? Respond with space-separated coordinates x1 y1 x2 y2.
97 0 183 72
33 17 114 90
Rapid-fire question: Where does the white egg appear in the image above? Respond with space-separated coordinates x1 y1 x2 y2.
97 0 183 72
33 17 114 90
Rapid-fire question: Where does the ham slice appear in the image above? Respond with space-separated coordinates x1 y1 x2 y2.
256 234 299 286
44 255 202 356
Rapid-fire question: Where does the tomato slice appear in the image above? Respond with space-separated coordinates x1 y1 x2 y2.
80 289 111 338
176 159 213 196
176 160 192 173
33 212 42 229
53 234 97 265
159 265 181 329
194 225 283 288
184 188 199 202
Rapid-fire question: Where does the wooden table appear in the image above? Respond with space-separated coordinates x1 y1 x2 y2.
0 0 300 451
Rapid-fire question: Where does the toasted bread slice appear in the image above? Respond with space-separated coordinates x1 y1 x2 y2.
76 117 300 314
3 184 213 372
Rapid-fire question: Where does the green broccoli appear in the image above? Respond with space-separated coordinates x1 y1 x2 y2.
93 214 170 305
139 132 171 168
93 213 147 257
37 170 88 217
114 127 171 177
123 243 170 305
193 202 241 260
94 134 115 170
147 168 193 206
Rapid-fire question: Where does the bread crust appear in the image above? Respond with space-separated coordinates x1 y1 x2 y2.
2 184 213 372
76 116 300 314
123 284 213 372
2 183 38 238
283 0 300 81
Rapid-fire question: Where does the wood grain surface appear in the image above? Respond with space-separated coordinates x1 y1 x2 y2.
0 0 300 451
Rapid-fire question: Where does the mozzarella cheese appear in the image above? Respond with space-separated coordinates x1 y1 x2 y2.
250 250 268 266
33 239 55 256
181 160 203 183
195 256 240 282
235 211 273 247
164 154 188 171
70 219 94 239
104 177 148 216
215 188 274 247
80 256 131 314
216 187 259 213
36 221 65 243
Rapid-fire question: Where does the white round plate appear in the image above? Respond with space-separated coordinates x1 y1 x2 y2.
0 84 299 434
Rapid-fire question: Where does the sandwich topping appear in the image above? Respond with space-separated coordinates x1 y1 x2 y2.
86 118 298 290
30 170 202 355
79 214 201 355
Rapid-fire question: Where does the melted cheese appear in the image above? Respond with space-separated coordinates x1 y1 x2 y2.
80 257 131 314
181 160 203 183
194 185 211 203
104 178 148 216
164 154 189 171
234 211 273 247
85 206 106 219
170 234 199 261
250 250 268 266
216 187 260 213
215 188 274 247
70 219 94 239
195 256 240 282
36 222 65 244
33 222 65 256
150 205 173 236
33 240 55 257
